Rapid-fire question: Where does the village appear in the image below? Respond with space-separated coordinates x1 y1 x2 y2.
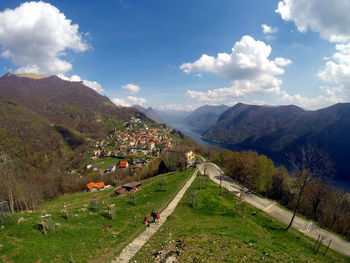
83 116 177 182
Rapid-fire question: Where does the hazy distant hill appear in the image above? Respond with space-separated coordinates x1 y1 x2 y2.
154 109 191 127
203 103 350 181
185 104 230 134
133 105 163 123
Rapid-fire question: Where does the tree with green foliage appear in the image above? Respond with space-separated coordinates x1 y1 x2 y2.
253 155 276 195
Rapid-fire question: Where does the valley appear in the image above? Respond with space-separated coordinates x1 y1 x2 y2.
166 103 350 192
1 1 350 262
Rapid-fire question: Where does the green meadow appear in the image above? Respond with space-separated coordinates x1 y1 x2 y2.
133 175 349 263
0 170 194 262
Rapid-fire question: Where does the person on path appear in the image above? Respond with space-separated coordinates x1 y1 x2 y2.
144 216 149 226
156 213 160 223
151 211 157 224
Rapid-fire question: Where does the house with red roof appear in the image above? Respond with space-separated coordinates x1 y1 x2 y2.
86 182 105 192
149 141 155 150
120 161 128 168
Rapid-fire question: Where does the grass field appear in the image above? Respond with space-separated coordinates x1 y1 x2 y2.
0 169 194 262
133 175 350 263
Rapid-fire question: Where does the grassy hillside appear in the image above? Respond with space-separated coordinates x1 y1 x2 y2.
0 169 194 262
133 176 349 263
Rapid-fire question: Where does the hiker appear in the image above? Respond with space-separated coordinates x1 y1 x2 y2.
151 211 157 223
144 216 149 226
156 213 160 223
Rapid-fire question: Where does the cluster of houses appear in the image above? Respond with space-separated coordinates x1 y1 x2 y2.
85 117 175 175
84 117 197 194
114 127 172 152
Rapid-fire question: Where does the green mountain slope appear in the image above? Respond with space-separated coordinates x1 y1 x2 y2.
0 96 65 172
0 73 144 137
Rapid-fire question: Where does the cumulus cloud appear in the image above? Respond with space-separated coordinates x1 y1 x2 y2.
127 96 146 106
317 42 350 96
112 96 146 107
262 24 278 34
276 0 350 43
122 83 140 94
0 1 88 75
181 35 291 102
276 0 350 100
279 87 344 110
57 74 104 94
274 57 292 67
112 98 129 107
186 78 282 103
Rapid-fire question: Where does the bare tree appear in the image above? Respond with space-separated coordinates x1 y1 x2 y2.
203 161 208 177
286 145 332 231
0 160 16 213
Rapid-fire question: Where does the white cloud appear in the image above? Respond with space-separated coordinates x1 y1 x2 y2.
276 0 350 43
262 24 278 34
112 96 146 107
122 83 140 94
0 1 88 75
181 35 291 102
57 74 104 94
276 0 350 101
274 57 292 67
279 88 344 110
82 79 104 94
112 98 129 107
186 78 282 103
127 96 146 106
317 42 350 96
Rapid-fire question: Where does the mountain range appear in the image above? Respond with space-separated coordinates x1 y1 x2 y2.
202 103 350 182
1 72 349 184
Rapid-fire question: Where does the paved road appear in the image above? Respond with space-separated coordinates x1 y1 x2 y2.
111 170 198 263
198 162 350 258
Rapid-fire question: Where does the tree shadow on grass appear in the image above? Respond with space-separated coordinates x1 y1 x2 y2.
221 212 236 217
60 214 69 220
257 217 285 232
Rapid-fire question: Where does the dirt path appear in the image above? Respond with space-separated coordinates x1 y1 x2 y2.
199 162 350 258
111 169 198 263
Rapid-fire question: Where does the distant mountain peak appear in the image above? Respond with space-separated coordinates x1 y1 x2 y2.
132 105 163 123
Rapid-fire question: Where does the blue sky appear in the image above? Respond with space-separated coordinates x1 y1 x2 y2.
0 0 349 111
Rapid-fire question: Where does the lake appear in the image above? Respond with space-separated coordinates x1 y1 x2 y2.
172 123 350 192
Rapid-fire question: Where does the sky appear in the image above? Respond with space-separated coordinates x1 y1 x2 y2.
0 0 349 111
